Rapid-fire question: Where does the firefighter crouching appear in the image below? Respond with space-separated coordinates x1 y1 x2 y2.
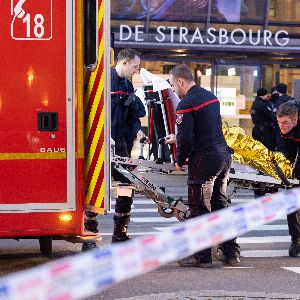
166 64 240 267
276 102 300 257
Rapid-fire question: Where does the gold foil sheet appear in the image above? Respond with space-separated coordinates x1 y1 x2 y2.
222 125 294 180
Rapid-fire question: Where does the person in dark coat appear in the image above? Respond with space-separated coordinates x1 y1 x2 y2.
276 102 300 257
274 83 294 110
83 49 143 249
111 62 144 157
167 64 240 267
270 86 279 103
250 88 276 151
274 83 295 152
110 48 145 243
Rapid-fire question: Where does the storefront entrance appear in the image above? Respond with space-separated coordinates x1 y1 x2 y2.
111 0 300 134
132 51 300 134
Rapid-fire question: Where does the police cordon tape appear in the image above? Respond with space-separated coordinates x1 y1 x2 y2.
1 188 300 300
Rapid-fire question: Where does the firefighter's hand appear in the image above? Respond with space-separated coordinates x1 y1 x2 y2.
165 134 176 144
175 163 183 171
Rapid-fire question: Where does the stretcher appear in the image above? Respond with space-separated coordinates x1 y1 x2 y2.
111 75 299 222
111 141 299 222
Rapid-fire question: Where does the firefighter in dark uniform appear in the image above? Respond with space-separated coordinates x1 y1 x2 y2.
250 88 276 151
276 102 300 257
83 49 143 249
167 64 240 267
110 48 145 242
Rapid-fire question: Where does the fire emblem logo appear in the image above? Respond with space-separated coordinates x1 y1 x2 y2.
11 0 52 40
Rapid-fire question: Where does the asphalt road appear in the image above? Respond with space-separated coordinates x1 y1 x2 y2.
91 181 300 300
1 174 300 300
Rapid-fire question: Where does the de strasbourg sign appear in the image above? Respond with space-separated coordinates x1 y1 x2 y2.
118 24 289 47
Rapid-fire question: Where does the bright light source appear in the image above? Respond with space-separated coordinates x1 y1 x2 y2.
228 68 236 76
59 213 73 222
206 68 212 76
197 69 202 77
27 67 35 87
253 70 258 77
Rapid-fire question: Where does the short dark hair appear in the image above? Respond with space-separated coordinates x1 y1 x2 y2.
277 102 298 118
276 83 287 94
117 48 141 62
169 64 194 82
257 88 268 97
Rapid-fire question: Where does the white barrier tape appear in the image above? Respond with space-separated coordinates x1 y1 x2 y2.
1 188 300 300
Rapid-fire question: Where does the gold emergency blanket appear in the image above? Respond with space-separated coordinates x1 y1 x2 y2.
222 125 294 180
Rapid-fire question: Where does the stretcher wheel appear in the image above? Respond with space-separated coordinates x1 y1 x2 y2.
174 209 190 222
157 205 174 218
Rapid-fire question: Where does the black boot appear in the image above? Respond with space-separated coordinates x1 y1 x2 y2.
289 239 300 257
112 215 131 243
217 239 241 266
82 242 98 251
178 255 212 268
84 211 99 233
82 211 99 251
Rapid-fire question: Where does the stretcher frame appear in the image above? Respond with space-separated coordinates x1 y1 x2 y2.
111 85 299 222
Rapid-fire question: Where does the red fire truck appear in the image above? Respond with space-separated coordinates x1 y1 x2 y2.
0 0 110 257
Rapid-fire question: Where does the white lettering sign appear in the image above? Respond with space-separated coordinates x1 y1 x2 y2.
118 25 290 47
275 30 289 46
135 25 144 42
120 24 132 41
155 26 166 42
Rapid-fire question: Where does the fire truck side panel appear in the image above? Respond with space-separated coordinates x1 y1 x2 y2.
0 160 66 204
0 1 84 237
0 211 83 237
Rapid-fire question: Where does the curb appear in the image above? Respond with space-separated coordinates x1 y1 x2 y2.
117 290 300 300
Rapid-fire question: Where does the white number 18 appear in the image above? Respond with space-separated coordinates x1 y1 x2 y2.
22 13 45 38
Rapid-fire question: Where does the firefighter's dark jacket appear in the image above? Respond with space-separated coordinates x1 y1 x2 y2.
281 119 300 178
175 85 227 167
111 68 145 141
